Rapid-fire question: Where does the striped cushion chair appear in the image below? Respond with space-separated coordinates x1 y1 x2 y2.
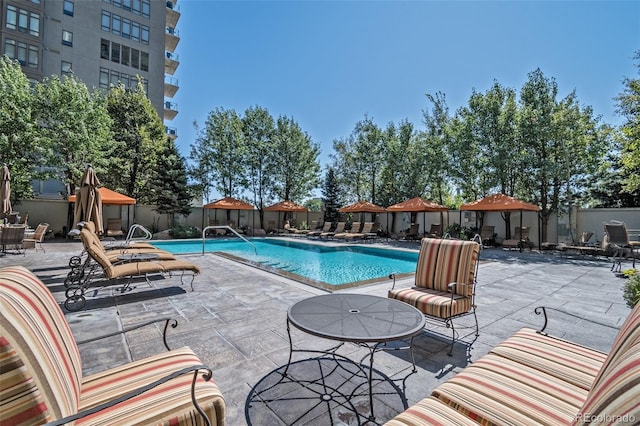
388 238 480 355
0 265 225 425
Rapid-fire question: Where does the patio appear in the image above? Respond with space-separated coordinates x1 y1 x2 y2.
0 238 631 425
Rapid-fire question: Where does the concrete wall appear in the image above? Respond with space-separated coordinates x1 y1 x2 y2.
13 199 639 245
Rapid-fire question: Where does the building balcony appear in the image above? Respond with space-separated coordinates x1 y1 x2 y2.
165 27 180 52
164 101 178 120
164 76 179 98
165 126 178 139
166 1 180 28
164 51 179 75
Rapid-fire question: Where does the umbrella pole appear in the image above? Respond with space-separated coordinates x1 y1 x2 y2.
519 210 524 252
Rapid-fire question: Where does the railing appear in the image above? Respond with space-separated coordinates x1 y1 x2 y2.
126 224 153 243
201 226 257 255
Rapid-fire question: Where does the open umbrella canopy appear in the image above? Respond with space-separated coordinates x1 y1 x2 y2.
69 187 135 205
460 193 540 212
264 200 308 212
338 200 386 213
1 164 11 215
72 165 104 234
203 196 254 210
386 197 447 212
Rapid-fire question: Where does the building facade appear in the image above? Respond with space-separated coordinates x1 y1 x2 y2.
0 0 180 139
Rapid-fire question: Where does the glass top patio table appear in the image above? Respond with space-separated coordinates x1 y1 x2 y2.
287 293 426 343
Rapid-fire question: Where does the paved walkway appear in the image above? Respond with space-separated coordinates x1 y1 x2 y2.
1 239 632 425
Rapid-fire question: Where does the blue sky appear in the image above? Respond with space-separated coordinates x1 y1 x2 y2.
171 0 639 172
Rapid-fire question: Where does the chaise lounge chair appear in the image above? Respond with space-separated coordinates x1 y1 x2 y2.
479 225 495 246
333 222 362 240
307 221 332 237
604 221 639 272
425 223 443 238
105 218 125 238
0 265 226 425
22 222 49 252
320 221 345 239
502 226 533 251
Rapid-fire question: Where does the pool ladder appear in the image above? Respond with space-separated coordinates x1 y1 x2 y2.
201 226 258 255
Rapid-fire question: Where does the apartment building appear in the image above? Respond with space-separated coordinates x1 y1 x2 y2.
0 0 180 139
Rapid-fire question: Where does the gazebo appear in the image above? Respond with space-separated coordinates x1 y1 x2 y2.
264 200 309 230
386 197 448 237
203 196 255 231
338 200 386 223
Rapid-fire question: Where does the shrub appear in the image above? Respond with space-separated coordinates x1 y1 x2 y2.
170 225 200 239
623 273 640 308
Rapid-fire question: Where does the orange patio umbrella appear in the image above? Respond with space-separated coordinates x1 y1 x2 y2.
203 196 255 230
264 200 308 229
387 197 448 236
460 193 541 242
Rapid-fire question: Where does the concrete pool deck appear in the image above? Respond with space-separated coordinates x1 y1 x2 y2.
0 238 633 425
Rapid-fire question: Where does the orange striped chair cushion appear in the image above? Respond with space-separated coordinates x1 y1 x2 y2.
572 302 640 425
0 266 82 422
432 353 586 425
388 288 472 318
384 396 481 426
0 336 50 425
415 238 479 296
489 328 607 390
78 347 225 425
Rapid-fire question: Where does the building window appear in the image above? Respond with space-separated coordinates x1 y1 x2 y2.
122 18 130 39
140 51 148 71
17 42 27 65
111 42 120 63
100 39 109 59
29 14 39 36
18 9 28 32
131 22 140 41
112 14 121 35
101 11 110 31
62 30 73 46
4 39 16 59
121 45 130 66
63 0 74 16
99 67 109 88
62 60 72 75
122 0 131 11
110 71 119 86
120 73 129 87
113 0 122 7
132 0 141 15
141 25 149 44
142 0 150 17
131 48 139 68
27 45 38 68
6 5 17 30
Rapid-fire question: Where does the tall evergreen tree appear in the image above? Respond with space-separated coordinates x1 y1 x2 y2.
322 167 342 223
150 138 192 227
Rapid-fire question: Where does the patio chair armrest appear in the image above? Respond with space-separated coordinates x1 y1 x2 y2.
44 365 214 426
534 306 620 335
389 273 397 290
447 282 467 295
75 317 178 351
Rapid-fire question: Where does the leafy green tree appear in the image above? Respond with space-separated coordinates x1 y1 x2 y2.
269 115 321 202
243 106 275 227
322 166 343 223
0 56 39 201
421 92 454 205
190 107 246 201
150 138 192 227
34 75 112 193
614 51 640 197
104 81 164 202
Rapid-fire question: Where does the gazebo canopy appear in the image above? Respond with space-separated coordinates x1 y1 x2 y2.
264 200 308 212
69 187 136 205
339 200 386 213
460 193 540 212
386 197 447 212
203 196 254 210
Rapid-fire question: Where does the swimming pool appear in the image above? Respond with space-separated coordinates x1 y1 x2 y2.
151 238 418 290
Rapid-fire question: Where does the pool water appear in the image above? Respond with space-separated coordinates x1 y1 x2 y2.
151 238 418 289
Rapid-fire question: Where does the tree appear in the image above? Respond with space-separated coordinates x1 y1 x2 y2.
614 51 640 199
322 167 342 223
269 115 321 202
104 81 164 202
34 74 112 193
0 56 39 201
421 92 454 205
190 107 246 201
243 105 275 227
150 138 193 227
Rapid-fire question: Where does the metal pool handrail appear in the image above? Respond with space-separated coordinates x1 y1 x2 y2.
126 224 153 242
201 226 257 255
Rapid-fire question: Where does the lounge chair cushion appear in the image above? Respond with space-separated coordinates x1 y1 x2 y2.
384 396 480 426
78 347 225 425
388 287 472 318
414 238 479 296
489 328 606 390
